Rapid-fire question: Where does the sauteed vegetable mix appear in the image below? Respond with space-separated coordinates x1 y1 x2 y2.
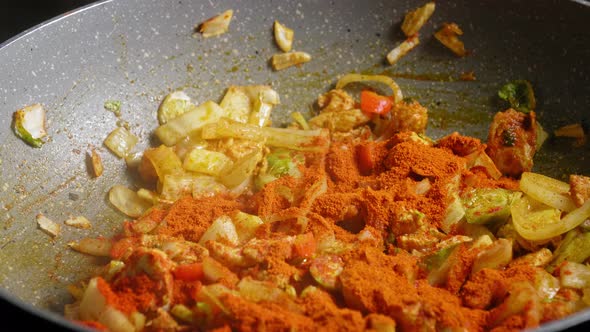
60 75 590 331
11 3 590 332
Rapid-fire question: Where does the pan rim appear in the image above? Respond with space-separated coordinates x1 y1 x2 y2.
0 0 113 51
0 287 93 331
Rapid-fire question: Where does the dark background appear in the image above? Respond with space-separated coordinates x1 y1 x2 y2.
0 0 95 44
1 3 96 331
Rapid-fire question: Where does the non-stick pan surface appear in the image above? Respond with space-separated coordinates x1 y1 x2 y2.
1 0 589 330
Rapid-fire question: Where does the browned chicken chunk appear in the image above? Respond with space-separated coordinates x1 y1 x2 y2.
486 109 539 177
570 174 590 207
317 89 356 113
378 99 428 140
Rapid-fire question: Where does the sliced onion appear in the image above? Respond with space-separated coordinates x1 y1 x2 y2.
219 149 262 188
335 73 403 103
79 278 107 321
109 185 152 217
129 311 146 331
199 215 239 246
441 195 465 234
182 148 233 176
197 9 233 38
196 284 236 316
271 52 312 71
534 269 560 300
401 2 436 36
489 282 540 328
554 123 585 138
471 238 512 274
511 194 590 241
104 127 138 158
558 262 590 289
434 23 467 57
520 172 577 212
160 173 199 201
273 20 294 52
386 34 420 65
291 111 310 130
68 238 112 257
90 149 104 177
464 150 502 180
158 90 194 125
141 145 183 182
202 257 233 283
36 213 60 237
64 215 92 229
100 306 135 332
414 178 431 195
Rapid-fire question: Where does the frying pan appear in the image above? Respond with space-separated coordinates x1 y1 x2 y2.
1 0 589 330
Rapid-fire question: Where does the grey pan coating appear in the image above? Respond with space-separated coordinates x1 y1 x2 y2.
0 0 589 330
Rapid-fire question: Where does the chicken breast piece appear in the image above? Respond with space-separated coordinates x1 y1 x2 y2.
486 109 539 177
317 89 356 113
570 174 590 207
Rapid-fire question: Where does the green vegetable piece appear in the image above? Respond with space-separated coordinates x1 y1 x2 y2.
546 229 590 273
462 188 515 225
498 80 536 113
423 245 456 271
12 104 47 148
424 244 461 286
104 100 122 116
267 150 302 177
170 304 194 323
255 149 302 189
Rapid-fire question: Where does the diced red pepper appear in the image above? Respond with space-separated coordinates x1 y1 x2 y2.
357 143 376 175
173 263 204 281
293 233 316 259
360 90 393 115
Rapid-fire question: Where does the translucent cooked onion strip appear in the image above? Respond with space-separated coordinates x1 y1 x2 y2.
104 127 138 158
271 52 311 71
434 23 467 57
202 117 329 152
274 20 294 52
335 73 403 103
64 215 92 229
155 100 224 146
386 34 420 65
511 194 590 241
219 85 280 126
140 145 183 183
68 238 112 257
108 185 152 217
401 1 435 37
291 111 310 130
158 90 195 125
197 9 234 38
554 123 585 139
219 149 262 188
520 172 577 212
183 149 233 176
160 173 199 201
36 213 60 237
90 149 104 178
